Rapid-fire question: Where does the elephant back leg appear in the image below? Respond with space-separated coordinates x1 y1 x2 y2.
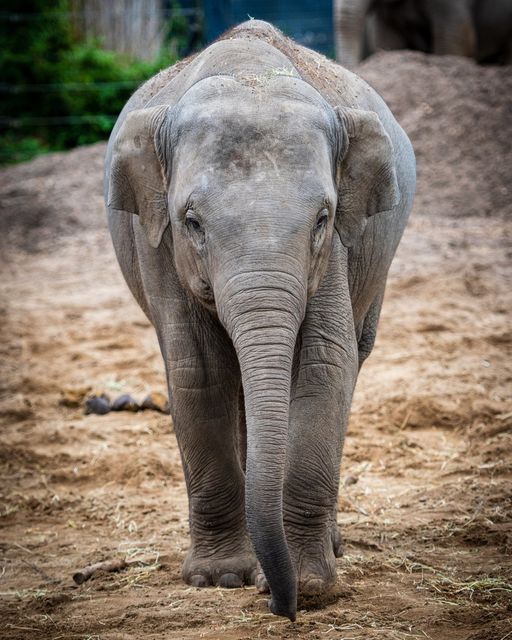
238 386 247 473
356 287 385 370
428 0 477 57
373 14 408 52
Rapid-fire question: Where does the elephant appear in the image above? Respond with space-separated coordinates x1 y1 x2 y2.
334 0 512 67
104 19 415 621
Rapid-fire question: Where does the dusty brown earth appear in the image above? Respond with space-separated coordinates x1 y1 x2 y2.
0 51 511 640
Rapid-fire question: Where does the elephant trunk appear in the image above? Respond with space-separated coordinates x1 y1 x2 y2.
216 268 306 621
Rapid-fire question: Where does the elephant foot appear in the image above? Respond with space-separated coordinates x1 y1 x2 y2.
291 529 338 596
183 537 257 588
256 564 335 598
255 528 339 597
298 558 336 596
254 562 269 593
299 569 336 596
331 523 344 558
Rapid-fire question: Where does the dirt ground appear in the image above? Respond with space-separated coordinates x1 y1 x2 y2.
0 51 511 640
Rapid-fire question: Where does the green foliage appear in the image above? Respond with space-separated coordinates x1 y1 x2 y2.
166 1 190 57
0 0 178 163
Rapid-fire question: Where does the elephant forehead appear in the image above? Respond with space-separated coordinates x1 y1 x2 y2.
177 88 332 135
174 99 334 178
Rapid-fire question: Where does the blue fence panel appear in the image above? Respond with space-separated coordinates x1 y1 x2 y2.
203 0 335 56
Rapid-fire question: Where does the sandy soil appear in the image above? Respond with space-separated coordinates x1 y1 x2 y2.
0 52 511 640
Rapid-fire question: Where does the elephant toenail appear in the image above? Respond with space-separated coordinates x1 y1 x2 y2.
218 573 243 588
300 577 325 595
255 573 269 593
189 574 209 587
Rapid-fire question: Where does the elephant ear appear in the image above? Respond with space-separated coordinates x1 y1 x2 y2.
108 105 170 248
334 106 400 247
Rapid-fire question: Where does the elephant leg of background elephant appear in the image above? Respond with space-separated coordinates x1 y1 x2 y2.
374 17 408 52
505 42 512 65
334 0 373 66
362 13 378 59
429 0 476 57
156 310 256 589
284 239 359 596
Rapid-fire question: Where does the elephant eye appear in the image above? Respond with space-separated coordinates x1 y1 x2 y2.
315 209 329 230
185 211 203 232
184 210 205 247
312 208 330 254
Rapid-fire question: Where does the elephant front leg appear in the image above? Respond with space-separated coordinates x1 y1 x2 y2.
286 249 358 596
160 318 256 589
429 0 477 58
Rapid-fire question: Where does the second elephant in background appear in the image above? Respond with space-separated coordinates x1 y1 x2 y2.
334 0 512 67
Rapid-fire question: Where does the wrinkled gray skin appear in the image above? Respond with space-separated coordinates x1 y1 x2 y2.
104 20 415 621
335 0 512 67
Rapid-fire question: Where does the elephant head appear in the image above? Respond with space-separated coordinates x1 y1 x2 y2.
108 74 399 619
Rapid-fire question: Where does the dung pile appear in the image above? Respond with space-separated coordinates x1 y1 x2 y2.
358 51 512 220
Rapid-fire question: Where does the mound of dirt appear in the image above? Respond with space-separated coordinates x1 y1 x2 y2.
359 51 512 219
0 142 106 254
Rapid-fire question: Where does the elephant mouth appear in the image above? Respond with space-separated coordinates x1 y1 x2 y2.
199 278 213 301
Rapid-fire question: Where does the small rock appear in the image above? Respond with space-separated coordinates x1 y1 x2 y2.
111 394 139 412
344 475 358 487
84 394 110 415
140 392 170 414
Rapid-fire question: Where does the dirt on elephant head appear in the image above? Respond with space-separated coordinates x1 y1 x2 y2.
0 48 511 639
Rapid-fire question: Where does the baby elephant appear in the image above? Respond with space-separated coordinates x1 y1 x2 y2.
104 20 415 620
